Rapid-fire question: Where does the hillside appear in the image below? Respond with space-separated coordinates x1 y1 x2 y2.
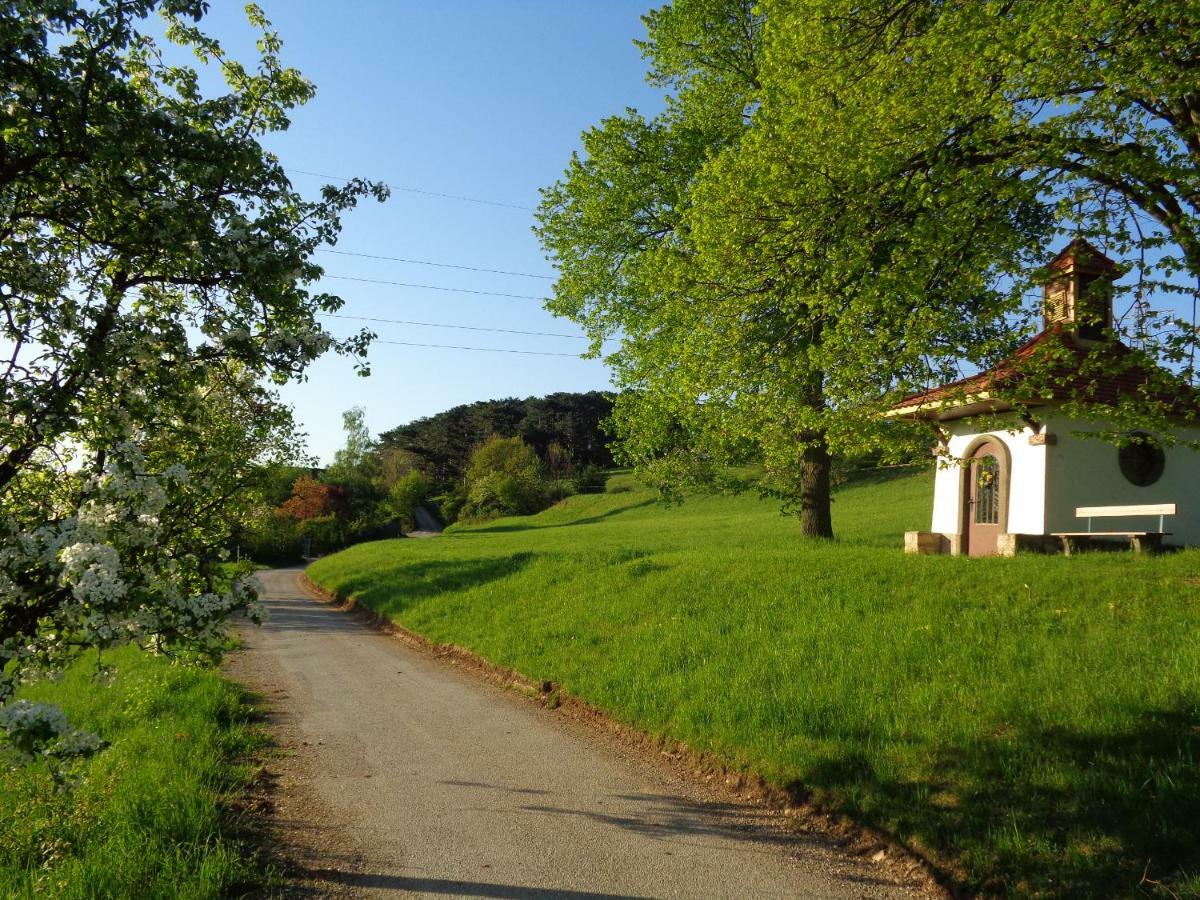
308 470 1200 896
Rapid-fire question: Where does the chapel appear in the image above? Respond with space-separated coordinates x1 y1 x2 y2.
888 239 1200 556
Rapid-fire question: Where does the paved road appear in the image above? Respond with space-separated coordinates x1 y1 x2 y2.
228 568 926 899
409 505 443 536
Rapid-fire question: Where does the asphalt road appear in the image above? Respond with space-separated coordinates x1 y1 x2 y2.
228 568 927 899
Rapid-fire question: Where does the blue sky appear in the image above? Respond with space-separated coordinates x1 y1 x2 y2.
196 1 663 463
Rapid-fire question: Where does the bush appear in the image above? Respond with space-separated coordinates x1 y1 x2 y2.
236 512 302 566
461 471 548 521
430 487 466 526
454 436 553 522
387 470 431 531
572 464 607 494
297 515 349 556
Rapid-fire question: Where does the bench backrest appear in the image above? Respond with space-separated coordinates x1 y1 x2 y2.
1075 503 1176 534
1075 504 1176 518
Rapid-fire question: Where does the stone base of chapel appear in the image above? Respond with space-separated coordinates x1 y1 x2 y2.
904 531 1059 557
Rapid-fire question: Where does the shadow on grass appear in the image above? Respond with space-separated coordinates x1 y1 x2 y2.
325 553 536 617
794 705 1200 895
465 499 656 535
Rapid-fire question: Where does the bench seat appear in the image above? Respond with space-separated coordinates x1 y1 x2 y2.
1049 531 1170 555
1049 531 1171 537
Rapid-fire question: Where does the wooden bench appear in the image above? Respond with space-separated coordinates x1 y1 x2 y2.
1050 503 1176 555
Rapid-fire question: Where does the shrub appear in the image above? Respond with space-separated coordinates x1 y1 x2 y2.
237 512 302 565
387 470 431 530
572 464 607 494
297 515 348 556
455 436 554 522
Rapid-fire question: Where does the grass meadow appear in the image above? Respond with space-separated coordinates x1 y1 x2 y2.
0 645 268 898
309 470 1200 896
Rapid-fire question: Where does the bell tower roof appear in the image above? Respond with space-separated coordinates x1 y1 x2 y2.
1042 239 1121 340
1047 237 1120 277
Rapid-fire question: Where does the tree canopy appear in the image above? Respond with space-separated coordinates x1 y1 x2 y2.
378 392 614 484
0 0 383 744
536 0 1200 537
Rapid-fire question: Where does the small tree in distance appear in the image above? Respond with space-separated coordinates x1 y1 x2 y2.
459 436 549 522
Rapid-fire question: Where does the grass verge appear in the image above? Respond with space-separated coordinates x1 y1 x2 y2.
308 470 1200 897
0 645 269 898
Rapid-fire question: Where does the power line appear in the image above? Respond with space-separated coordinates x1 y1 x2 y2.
318 248 552 280
324 273 548 301
287 168 535 212
369 338 585 358
322 312 587 340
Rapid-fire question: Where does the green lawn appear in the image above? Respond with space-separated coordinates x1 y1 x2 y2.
0 646 268 898
309 470 1200 897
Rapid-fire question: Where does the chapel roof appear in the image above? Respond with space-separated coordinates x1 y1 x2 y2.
886 326 1200 422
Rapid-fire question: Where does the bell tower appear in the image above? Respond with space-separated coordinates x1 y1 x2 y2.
1043 238 1120 342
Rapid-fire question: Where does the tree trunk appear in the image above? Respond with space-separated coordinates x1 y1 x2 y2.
797 441 833 539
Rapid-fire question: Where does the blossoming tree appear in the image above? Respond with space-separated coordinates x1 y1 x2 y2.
0 0 385 757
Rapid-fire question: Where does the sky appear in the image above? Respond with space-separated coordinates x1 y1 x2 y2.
192 1 664 463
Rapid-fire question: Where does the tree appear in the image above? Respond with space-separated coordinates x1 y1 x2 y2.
535 0 854 537
537 0 1200 538
377 392 615 484
279 475 344 521
323 405 387 535
326 406 375 481
386 469 431 532
0 1 384 748
460 435 547 521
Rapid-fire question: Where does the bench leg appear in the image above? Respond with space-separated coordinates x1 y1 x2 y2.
1130 534 1164 555
1059 536 1073 556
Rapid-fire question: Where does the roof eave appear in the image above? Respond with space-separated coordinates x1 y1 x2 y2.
884 392 1054 422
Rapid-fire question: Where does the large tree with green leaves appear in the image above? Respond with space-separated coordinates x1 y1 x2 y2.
537 0 1200 538
733 0 1200 428
0 0 383 750
536 0 1041 537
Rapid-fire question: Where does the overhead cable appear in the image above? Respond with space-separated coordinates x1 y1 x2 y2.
319 248 552 280
322 312 586 340
369 338 585 358
324 273 548 301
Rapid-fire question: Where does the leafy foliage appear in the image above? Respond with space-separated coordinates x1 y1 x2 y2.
387 469 431 531
378 391 614 484
0 1 383 720
278 475 344 521
536 0 1200 537
459 436 549 522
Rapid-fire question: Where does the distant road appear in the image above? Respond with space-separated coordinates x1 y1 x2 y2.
228 568 929 899
409 505 442 537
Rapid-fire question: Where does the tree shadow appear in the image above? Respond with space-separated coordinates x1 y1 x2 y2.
327 553 535 617
307 869 652 899
465 499 656 534
793 705 1200 895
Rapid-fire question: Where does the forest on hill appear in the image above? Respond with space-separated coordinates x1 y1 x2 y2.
378 391 614 483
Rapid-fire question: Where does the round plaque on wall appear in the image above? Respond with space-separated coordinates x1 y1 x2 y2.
1118 432 1165 487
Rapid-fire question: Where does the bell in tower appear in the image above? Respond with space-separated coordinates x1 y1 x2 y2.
1042 238 1121 342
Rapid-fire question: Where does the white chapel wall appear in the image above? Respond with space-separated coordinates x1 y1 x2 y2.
1042 414 1200 546
931 419 1048 536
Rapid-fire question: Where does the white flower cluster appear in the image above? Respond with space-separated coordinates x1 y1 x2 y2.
1 441 261 716
59 542 127 607
263 324 331 358
0 700 104 764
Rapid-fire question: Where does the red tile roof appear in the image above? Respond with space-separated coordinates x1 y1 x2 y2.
890 327 1200 419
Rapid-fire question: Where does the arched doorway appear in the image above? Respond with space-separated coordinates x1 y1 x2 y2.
963 440 1007 557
